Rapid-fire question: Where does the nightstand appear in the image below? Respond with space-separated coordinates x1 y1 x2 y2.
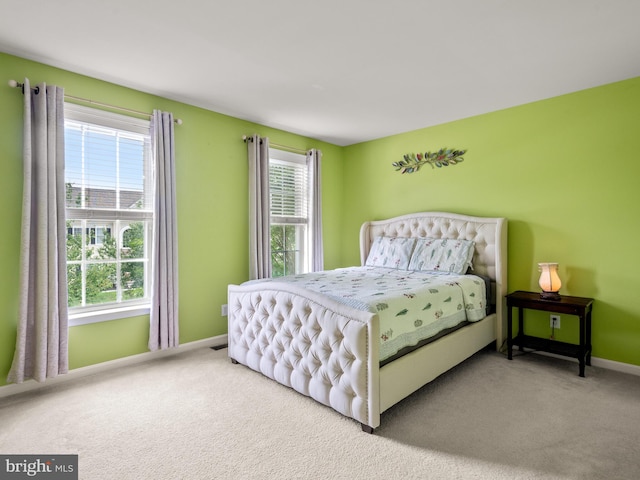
506 290 594 377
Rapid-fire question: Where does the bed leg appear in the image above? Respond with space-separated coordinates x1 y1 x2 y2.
484 340 497 351
361 423 374 434
230 358 239 364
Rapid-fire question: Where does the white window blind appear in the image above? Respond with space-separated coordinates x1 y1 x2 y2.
64 103 153 221
270 159 308 221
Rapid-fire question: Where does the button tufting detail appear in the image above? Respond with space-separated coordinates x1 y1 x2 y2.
227 287 372 426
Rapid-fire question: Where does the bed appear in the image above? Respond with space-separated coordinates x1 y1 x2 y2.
227 211 507 433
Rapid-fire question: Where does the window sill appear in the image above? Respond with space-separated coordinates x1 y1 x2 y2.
69 304 150 326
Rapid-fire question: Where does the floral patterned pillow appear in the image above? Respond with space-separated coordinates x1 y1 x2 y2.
365 236 417 269
408 237 475 274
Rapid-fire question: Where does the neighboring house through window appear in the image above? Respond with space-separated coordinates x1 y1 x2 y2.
64 103 153 324
269 149 312 277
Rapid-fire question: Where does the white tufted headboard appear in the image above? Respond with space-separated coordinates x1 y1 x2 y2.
360 212 508 345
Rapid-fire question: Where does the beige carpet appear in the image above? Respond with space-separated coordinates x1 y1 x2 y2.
1 347 639 479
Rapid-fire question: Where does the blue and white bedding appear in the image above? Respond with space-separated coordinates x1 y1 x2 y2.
249 266 487 362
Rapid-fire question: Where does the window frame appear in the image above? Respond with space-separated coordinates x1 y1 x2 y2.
269 149 312 277
64 103 153 326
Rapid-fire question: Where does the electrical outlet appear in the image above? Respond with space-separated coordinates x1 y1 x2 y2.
550 314 561 329
221 304 228 316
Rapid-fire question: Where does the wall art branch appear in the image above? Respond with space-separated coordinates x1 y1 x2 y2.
392 148 467 174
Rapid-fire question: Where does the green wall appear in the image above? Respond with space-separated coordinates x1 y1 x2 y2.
0 52 344 386
342 77 640 366
2 51 639 388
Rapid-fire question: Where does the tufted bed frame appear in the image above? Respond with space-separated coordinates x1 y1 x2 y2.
227 212 507 433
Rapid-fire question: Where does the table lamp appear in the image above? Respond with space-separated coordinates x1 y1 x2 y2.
538 262 561 300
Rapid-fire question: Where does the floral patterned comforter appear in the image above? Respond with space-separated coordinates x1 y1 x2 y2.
251 266 487 362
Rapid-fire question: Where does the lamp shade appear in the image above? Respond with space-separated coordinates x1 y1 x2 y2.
538 262 561 299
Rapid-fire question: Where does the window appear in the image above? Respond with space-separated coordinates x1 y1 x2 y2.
64 103 153 323
269 149 311 277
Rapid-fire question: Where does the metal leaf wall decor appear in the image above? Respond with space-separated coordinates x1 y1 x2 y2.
392 148 467 174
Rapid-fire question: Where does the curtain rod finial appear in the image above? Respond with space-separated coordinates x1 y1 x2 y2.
8 79 19 88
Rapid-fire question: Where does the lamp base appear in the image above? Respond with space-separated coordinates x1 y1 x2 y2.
540 291 561 301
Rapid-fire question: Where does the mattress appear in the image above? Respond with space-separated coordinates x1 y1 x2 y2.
244 266 487 363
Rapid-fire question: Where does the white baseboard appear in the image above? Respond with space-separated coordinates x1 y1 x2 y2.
4 338 637 399
0 334 228 399
530 350 640 377
590 356 640 376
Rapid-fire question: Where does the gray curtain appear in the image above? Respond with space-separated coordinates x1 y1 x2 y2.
7 79 69 384
248 135 271 280
148 110 179 351
308 149 324 272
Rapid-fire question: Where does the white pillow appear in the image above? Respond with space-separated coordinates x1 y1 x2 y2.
408 237 475 274
365 236 416 270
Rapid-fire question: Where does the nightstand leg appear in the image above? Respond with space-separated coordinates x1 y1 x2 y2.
517 307 525 352
586 311 592 366
579 314 586 377
507 303 513 360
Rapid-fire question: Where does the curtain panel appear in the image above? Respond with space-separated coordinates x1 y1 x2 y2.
248 135 271 280
8 79 69 384
308 148 324 272
148 110 179 351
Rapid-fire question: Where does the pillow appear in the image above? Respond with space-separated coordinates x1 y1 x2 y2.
365 236 416 269
408 237 475 274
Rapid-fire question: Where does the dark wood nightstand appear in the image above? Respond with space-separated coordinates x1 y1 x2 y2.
506 290 594 377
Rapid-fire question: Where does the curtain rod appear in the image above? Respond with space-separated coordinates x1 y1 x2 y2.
242 134 309 155
8 79 183 125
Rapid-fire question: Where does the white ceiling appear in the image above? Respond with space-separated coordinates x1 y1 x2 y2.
1 0 639 146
